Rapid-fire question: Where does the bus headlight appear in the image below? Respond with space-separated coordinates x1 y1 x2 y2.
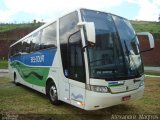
86 84 109 93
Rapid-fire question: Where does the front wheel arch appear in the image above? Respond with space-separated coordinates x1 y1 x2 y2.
46 78 61 105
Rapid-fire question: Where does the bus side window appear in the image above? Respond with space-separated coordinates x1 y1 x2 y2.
30 32 41 52
23 38 31 53
14 44 19 56
40 22 57 50
17 41 22 54
22 40 27 53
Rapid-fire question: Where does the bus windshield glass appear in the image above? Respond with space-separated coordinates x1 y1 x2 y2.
81 9 143 80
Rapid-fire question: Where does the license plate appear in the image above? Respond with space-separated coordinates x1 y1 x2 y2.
122 95 131 101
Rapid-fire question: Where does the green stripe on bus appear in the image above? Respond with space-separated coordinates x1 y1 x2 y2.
11 61 50 86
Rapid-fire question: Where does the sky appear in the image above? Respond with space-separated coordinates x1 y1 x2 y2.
0 0 160 23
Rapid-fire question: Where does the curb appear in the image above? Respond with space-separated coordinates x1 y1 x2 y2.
0 69 9 73
145 74 160 78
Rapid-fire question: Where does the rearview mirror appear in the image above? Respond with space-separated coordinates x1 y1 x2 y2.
77 22 96 44
136 32 155 52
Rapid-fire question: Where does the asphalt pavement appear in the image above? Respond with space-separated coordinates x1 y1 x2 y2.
0 69 9 77
144 66 160 72
0 69 8 73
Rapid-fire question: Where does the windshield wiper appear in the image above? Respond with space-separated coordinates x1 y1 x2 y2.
124 40 131 64
124 40 140 77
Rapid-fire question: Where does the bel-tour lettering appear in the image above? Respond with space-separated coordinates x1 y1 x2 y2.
31 55 44 63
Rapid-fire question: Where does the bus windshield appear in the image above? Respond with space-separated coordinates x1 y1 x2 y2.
81 9 143 80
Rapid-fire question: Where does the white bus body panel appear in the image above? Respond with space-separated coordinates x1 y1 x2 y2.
84 85 144 110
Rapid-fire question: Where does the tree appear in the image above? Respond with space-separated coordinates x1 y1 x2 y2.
32 19 37 26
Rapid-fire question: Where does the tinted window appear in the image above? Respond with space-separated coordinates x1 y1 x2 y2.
81 9 127 79
10 41 22 56
17 41 22 53
59 11 79 77
113 16 143 76
30 31 41 52
41 22 57 49
14 44 18 55
68 32 85 83
22 37 31 53
60 12 79 44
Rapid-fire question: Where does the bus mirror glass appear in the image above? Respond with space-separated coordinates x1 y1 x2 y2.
77 22 96 44
136 32 155 52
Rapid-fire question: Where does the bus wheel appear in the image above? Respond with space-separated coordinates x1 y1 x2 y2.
14 73 19 85
47 82 60 105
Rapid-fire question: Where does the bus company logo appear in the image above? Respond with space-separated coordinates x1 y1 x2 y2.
71 93 83 100
31 55 45 63
108 81 124 87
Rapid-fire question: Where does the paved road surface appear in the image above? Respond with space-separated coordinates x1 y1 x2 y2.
0 69 9 77
144 66 160 72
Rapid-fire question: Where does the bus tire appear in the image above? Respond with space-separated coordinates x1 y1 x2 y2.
14 73 19 86
47 81 60 105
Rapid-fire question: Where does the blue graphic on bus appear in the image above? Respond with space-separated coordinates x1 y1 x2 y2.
10 48 56 66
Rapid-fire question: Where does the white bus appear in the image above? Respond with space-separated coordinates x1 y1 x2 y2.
8 8 154 110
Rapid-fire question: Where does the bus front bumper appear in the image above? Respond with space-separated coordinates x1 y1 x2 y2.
84 85 144 110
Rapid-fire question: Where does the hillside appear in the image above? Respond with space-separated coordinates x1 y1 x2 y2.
131 21 160 66
0 22 43 33
0 23 44 60
0 21 160 66
131 21 160 33
0 20 160 34
0 21 160 34
131 21 160 40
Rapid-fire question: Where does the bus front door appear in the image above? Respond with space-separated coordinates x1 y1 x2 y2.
68 31 86 109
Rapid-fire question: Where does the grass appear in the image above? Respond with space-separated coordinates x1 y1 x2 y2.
145 70 160 76
0 76 159 120
131 21 160 40
131 21 160 33
0 60 8 69
0 23 43 32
